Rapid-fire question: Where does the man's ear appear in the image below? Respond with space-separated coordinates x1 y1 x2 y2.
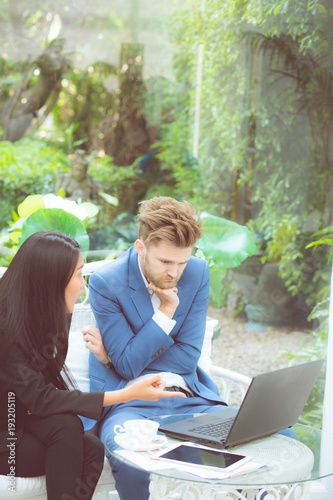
135 239 145 256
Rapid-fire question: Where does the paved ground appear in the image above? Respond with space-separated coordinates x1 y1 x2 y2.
208 306 317 379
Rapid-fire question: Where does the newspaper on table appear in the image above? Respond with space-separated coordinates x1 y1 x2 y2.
114 440 268 481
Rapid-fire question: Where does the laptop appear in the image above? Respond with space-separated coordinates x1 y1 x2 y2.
159 359 324 449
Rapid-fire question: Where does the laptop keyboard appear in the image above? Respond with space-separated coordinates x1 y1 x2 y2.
189 417 235 438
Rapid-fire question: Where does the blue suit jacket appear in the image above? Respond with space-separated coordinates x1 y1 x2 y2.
88 246 223 421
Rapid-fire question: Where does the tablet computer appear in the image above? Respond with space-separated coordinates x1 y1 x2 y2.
158 444 248 470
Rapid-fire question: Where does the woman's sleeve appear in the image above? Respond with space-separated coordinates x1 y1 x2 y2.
2 357 104 420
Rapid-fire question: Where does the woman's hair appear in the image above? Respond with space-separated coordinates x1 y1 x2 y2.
137 197 202 248
0 231 80 390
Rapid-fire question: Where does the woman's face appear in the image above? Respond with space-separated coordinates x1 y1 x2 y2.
65 253 86 313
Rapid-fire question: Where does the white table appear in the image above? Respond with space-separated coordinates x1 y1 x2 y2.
148 432 313 499
108 418 332 500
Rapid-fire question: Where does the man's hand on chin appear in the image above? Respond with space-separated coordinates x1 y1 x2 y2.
149 282 179 318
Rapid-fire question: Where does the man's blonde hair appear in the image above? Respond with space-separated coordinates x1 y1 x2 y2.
137 197 202 248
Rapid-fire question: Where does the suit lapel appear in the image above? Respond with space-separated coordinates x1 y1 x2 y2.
128 248 154 324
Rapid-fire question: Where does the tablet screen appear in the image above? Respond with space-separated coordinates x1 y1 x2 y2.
159 445 246 469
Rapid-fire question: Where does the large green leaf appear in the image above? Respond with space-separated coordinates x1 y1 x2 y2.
18 194 45 218
209 264 227 308
18 208 90 258
196 213 257 268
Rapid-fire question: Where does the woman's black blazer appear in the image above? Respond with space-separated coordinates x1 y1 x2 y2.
0 351 104 453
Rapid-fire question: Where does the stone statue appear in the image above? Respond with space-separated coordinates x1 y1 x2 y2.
56 149 100 203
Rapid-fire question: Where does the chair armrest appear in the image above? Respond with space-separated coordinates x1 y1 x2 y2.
210 364 251 407
82 260 108 274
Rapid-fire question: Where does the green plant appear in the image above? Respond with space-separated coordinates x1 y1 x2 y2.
281 324 327 429
19 208 90 257
63 123 86 154
88 153 139 220
4 194 98 260
168 0 333 311
261 217 331 313
52 63 117 151
278 225 333 429
152 121 203 204
0 138 69 230
88 213 138 256
195 213 258 307
307 226 333 258
88 154 137 195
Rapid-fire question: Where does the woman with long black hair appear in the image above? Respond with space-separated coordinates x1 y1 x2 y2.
0 231 183 499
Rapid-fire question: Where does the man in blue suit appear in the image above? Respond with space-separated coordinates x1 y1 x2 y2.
88 196 228 500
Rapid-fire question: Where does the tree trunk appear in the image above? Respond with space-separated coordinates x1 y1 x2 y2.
1 38 68 142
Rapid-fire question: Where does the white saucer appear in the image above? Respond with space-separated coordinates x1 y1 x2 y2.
114 434 167 451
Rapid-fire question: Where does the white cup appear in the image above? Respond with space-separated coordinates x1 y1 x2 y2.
113 419 166 450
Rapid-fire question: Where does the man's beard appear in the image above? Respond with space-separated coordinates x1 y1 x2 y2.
142 262 182 289
150 276 180 289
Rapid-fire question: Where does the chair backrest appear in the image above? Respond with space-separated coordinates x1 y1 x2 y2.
77 260 108 305
65 261 106 390
66 305 96 392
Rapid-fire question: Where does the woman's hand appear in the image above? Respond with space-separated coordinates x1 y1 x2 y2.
82 325 109 365
103 374 187 407
125 374 186 402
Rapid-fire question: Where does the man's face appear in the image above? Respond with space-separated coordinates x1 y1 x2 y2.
136 239 193 289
